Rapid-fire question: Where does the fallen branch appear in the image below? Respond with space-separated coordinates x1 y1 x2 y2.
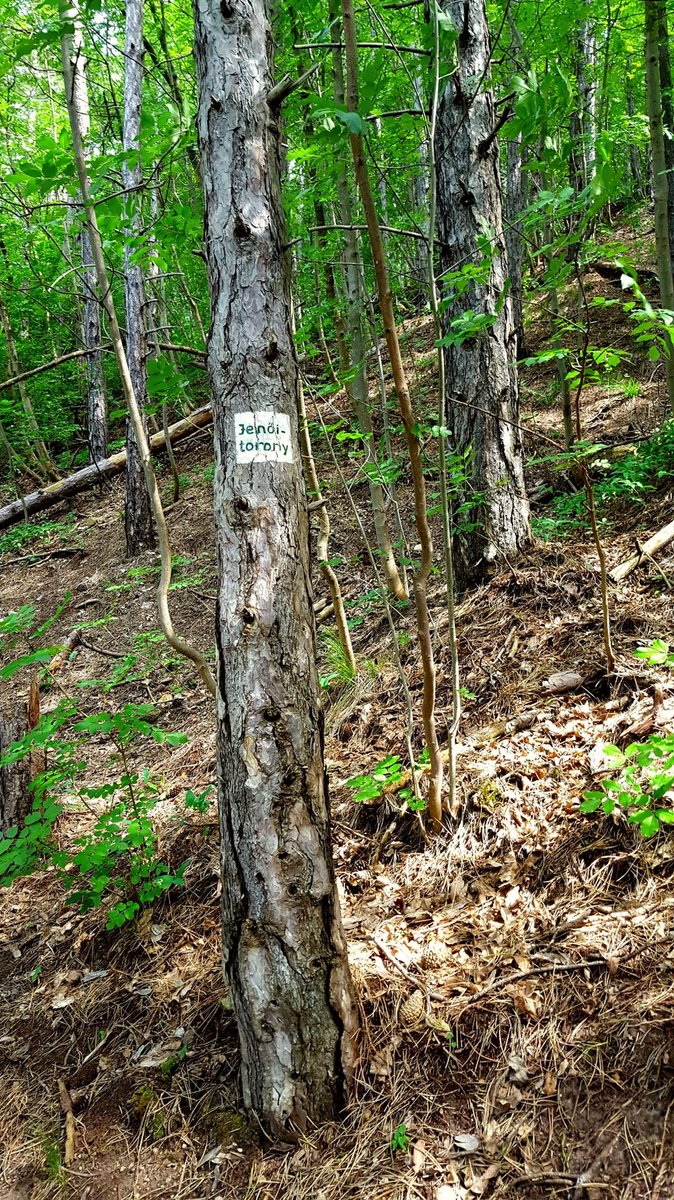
609 517 674 582
0 406 213 532
58 1078 75 1166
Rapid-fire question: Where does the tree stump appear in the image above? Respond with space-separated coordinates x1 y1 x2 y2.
0 678 39 834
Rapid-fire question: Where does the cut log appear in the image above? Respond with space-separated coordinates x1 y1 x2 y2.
0 405 213 533
609 518 674 582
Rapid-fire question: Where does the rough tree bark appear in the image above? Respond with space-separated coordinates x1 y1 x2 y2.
122 0 154 554
0 681 40 835
645 0 674 412
435 0 530 587
66 0 107 461
192 0 358 1133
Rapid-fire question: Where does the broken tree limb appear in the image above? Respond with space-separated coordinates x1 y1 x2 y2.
0 405 213 532
0 346 113 395
609 517 674 582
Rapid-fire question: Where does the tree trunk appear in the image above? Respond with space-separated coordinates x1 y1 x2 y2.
192 0 358 1133
66 0 107 461
435 0 530 587
626 56 645 197
656 0 674 269
505 134 525 356
82 227 108 461
645 0 674 412
578 0 597 184
0 682 40 835
122 0 154 554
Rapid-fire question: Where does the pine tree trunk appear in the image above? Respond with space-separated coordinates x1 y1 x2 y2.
435 0 530 587
192 0 358 1134
122 0 154 554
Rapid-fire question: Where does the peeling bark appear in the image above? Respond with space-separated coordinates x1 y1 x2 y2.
192 0 358 1133
435 0 530 587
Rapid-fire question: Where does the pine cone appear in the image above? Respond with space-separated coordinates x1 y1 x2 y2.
399 989 425 1026
421 941 449 969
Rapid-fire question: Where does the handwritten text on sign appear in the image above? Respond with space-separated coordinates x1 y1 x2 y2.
235 411 293 464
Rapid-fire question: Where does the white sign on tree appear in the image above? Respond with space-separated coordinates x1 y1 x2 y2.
235 411 293 463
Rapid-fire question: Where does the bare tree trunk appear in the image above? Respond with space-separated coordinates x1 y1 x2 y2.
81 227 108 461
192 0 358 1133
626 56 645 197
147 187 180 503
656 0 674 268
645 0 674 412
505 134 525 357
435 0 530 587
411 68 430 306
578 0 597 184
65 0 107 462
297 369 357 675
122 0 154 554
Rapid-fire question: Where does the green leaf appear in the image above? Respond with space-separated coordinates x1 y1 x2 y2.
580 794 603 813
0 647 63 681
334 109 368 136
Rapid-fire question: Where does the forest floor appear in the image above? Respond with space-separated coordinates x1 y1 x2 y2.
2 213 674 1200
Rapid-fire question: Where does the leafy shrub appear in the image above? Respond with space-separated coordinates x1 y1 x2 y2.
581 640 674 837
0 603 194 928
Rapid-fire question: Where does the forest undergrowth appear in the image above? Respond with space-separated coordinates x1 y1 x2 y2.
3 233 674 1199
